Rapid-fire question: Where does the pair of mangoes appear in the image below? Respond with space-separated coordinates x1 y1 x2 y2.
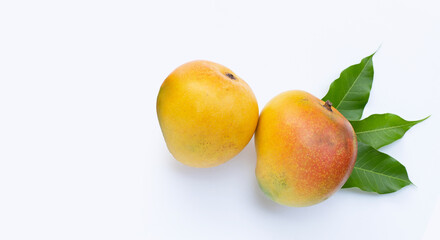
156 60 357 207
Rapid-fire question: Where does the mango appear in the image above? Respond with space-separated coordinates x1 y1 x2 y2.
157 60 259 168
255 90 357 207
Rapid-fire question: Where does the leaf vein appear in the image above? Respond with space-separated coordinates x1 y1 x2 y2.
335 57 373 109
356 123 417 135
352 166 410 184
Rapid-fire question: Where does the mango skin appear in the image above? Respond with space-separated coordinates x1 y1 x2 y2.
255 90 357 207
157 60 259 168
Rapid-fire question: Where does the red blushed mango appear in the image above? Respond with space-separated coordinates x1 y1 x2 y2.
255 90 357 207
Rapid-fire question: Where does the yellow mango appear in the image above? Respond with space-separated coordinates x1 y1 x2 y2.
157 60 259 168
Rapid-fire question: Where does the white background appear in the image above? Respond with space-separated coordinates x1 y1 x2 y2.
1 0 439 239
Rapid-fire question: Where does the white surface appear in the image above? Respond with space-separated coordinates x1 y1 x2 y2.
1 0 439 239
423 196 440 240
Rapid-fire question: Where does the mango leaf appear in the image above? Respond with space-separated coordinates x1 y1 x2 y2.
322 53 374 120
342 142 412 193
350 114 429 149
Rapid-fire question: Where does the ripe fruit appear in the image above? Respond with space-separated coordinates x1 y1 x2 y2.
255 90 357 207
157 60 259 168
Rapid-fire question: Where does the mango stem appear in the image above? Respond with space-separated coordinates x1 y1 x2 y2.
323 100 333 112
225 72 236 80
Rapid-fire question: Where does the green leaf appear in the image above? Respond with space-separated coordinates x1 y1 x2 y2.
342 142 412 193
322 53 375 120
350 114 429 149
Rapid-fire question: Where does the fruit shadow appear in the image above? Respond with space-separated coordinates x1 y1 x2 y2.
252 180 332 219
167 137 380 216
253 180 287 211
167 155 232 181
252 182 384 220
166 139 281 208
168 137 258 181
252 176 382 216
254 178 382 203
